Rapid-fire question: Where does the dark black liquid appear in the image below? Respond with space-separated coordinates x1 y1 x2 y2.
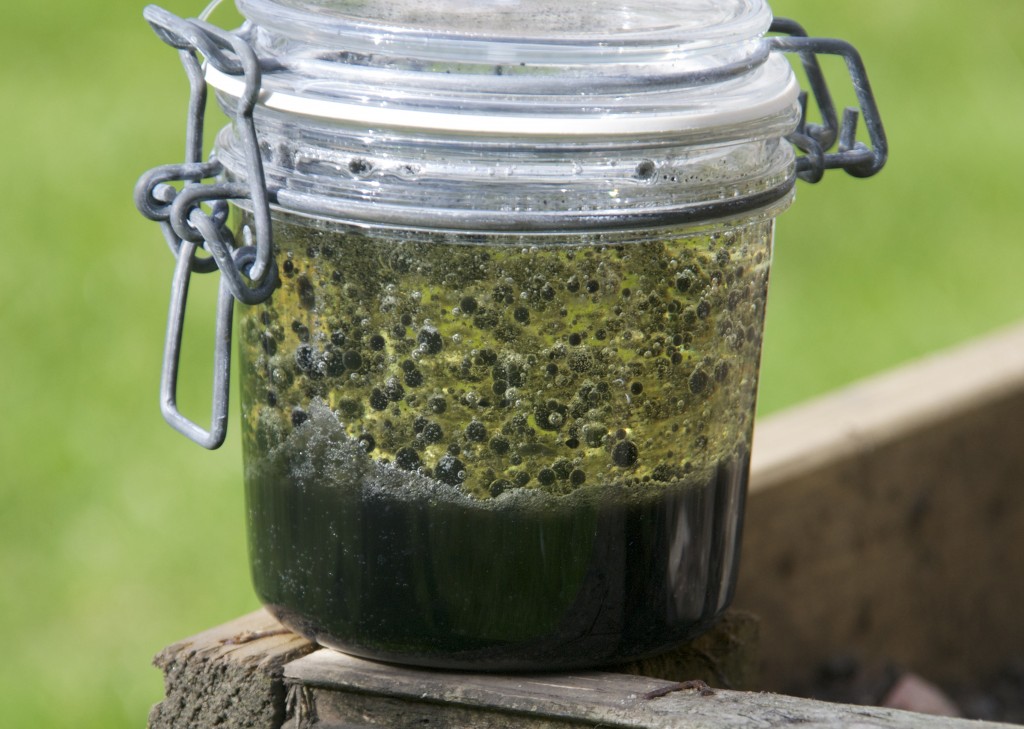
246 421 748 670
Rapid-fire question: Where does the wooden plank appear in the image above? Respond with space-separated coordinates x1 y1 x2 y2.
148 609 316 729
738 322 1024 692
284 648 1017 729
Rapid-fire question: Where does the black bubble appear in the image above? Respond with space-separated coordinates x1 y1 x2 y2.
291 320 310 342
697 300 712 319
260 333 277 356
460 296 478 314
586 280 600 294
534 400 568 431
384 378 405 402
675 271 695 293
552 459 572 480
395 447 421 471
565 438 580 449
566 277 580 293
540 284 556 301
343 350 363 370
369 334 386 351
465 421 487 442
423 423 444 444
358 434 376 452
417 327 443 354
537 469 556 486
404 368 424 388
489 436 510 455
492 361 525 387
635 159 656 179
282 259 294 276
630 382 644 395
428 395 447 414
349 157 372 175
489 479 511 497
291 408 308 427
689 369 710 395
513 306 530 324
435 455 466 486
612 440 639 467
569 469 586 486
369 388 389 411
567 333 583 346
545 363 558 377
324 347 347 376
295 344 315 373
296 275 316 310
266 391 277 407
512 471 531 488
331 330 347 347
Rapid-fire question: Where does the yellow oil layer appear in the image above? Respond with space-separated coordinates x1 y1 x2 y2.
238 219 772 500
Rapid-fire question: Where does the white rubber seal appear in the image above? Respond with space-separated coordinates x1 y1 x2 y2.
205 62 800 137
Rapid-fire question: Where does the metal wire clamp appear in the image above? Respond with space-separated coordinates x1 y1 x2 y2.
134 5 278 449
770 18 889 183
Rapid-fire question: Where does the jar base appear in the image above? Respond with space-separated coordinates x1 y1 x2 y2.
265 602 728 672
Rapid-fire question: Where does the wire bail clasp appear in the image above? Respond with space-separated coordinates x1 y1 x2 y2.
770 18 889 183
134 5 278 449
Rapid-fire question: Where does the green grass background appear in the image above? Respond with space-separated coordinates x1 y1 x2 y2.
1 1 1022 727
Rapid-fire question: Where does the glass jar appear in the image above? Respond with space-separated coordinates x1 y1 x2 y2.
136 0 886 670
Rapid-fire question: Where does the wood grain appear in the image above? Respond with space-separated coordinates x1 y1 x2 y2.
739 322 1024 691
148 609 316 729
286 648 1017 728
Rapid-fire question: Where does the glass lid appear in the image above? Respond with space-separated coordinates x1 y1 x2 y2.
235 0 773 66
211 0 798 138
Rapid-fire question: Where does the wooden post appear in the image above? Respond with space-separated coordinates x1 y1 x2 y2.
148 322 1024 728
147 610 315 729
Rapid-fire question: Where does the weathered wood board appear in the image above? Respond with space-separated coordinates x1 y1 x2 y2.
738 322 1024 691
148 609 315 729
284 648 1018 729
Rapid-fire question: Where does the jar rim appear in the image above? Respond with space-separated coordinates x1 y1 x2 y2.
236 0 773 63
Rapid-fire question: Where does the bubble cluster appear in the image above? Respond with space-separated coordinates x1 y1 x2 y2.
238 219 771 499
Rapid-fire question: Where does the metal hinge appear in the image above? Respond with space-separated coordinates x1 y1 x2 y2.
770 18 889 183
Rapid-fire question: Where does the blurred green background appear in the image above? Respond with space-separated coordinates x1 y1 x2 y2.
1 1 1022 727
